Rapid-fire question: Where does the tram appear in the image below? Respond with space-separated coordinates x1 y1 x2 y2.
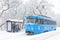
25 15 56 35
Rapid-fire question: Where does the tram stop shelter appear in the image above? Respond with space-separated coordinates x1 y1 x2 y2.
6 19 24 32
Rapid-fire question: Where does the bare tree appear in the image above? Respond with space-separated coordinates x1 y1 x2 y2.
0 0 22 30
0 0 9 28
30 0 54 16
0 0 9 18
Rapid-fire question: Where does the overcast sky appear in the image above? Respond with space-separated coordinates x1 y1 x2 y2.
48 0 60 15
23 0 60 15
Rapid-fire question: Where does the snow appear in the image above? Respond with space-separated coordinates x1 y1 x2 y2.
0 27 60 40
0 0 59 40
7 19 23 22
46 34 60 40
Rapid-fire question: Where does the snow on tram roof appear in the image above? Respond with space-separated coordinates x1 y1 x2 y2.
7 19 23 22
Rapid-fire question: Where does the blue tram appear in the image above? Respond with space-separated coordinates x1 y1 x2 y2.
25 15 56 35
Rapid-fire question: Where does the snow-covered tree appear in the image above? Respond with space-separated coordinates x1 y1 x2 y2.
0 0 22 30
0 0 55 30
24 0 55 18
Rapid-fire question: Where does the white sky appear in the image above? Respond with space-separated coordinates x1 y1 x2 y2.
22 0 60 15
48 0 60 15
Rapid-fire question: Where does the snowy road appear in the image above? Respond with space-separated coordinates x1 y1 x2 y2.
0 27 60 40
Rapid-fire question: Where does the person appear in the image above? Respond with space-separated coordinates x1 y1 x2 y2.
15 24 20 32
15 24 18 32
12 23 16 32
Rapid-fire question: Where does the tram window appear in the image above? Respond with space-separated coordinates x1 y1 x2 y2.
40 19 44 24
38 19 40 24
52 21 56 25
40 19 47 24
27 19 35 23
47 20 56 25
35 19 39 24
47 20 50 24
47 20 51 25
39 19 56 25
44 20 47 24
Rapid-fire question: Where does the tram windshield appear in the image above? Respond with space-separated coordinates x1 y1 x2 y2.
27 19 36 23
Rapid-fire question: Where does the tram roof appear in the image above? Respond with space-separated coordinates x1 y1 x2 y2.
26 15 56 21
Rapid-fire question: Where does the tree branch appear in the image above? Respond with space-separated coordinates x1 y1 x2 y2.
0 0 9 18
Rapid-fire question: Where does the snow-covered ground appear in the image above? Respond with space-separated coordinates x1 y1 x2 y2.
0 27 60 40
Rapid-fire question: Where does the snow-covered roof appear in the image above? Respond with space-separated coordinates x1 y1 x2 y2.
6 19 23 23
